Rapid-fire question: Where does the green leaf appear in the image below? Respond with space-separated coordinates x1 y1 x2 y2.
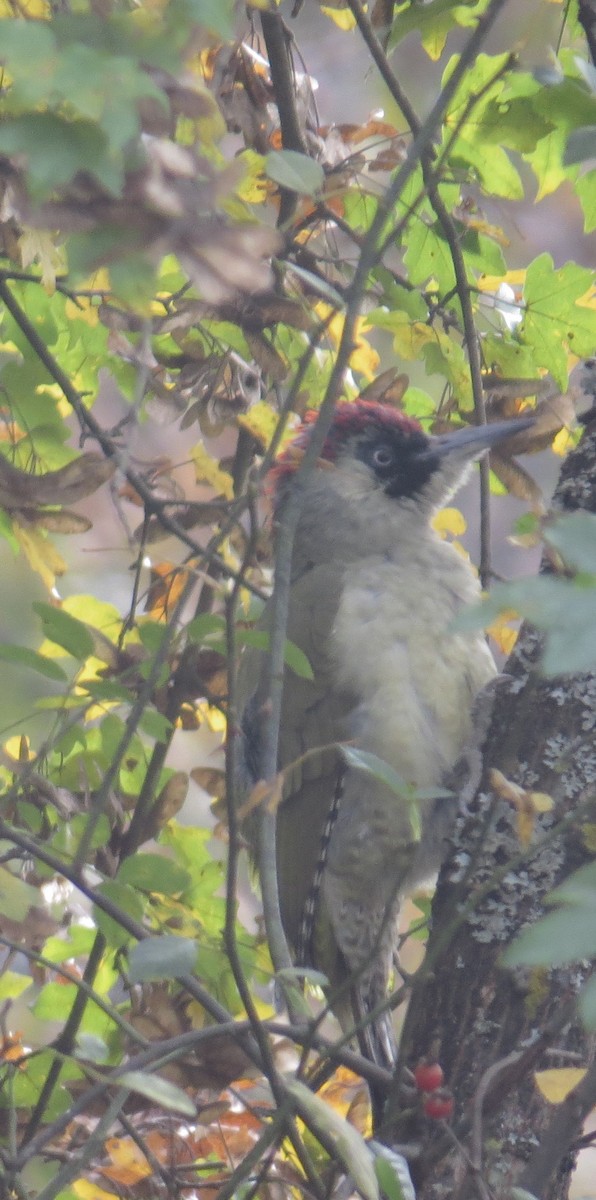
576 169 596 233
480 336 538 380
477 95 554 154
75 1033 110 1063
80 680 135 704
66 224 139 281
543 512 596 575
0 970 31 1001
371 276 429 321
521 253 596 387
0 19 56 64
43 925 96 963
0 113 122 198
128 935 197 983
548 861 596 907
374 1155 410 1200
173 0 235 38
459 229 507 276
117 1070 196 1116
138 708 173 741
404 217 456 292
0 868 40 921
0 643 67 682
341 746 409 796
118 855 191 895
33 981 78 1020
285 1077 379 1200
388 0 487 59
230 628 314 680
265 150 324 196
138 621 169 653
276 964 330 989
524 78 596 198
578 975 596 1031
186 613 226 643
93 880 145 950
110 254 159 308
33 602 94 660
455 568 596 677
504 906 596 968
451 139 523 199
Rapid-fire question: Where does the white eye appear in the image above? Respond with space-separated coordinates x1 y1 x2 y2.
372 446 393 468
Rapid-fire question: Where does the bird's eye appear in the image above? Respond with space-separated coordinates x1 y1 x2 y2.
372 445 394 468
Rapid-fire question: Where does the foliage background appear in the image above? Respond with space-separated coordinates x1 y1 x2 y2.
0 0 595 1197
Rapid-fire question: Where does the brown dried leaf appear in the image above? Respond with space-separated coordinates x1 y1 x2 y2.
145 563 192 619
30 508 92 534
190 767 226 799
154 771 189 825
237 774 283 821
179 224 279 305
359 369 409 407
0 453 114 510
243 330 288 381
490 451 545 513
11 146 280 305
135 502 228 544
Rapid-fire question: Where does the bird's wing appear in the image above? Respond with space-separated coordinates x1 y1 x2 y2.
236 561 358 952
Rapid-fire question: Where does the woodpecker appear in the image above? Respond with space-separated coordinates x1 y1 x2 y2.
237 400 534 1090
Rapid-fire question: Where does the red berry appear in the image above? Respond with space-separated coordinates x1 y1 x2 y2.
414 1061 444 1093
423 1089 454 1120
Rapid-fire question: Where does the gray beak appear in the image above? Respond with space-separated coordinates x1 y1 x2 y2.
428 416 535 463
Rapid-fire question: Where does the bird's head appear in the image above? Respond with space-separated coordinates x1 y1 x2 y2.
272 400 535 517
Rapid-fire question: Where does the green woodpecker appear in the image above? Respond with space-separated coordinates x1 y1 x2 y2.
237 401 534 1085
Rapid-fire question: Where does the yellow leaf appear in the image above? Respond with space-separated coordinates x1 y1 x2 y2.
102 1136 153 1185
577 285 596 311
236 150 270 204
460 216 509 246
535 1068 586 1104
489 768 553 846
552 427 576 456
195 700 227 733
422 27 448 61
13 522 67 591
477 269 527 292
190 443 234 499
432 507 467 538
237 401 279 448
581 823 596 853
64 268 111 327
384 316 436 360
321 5 356 29
73 1182 118 1200
529 791 554 814
526 967 549 1017
486 611 519 656
316 305 380 380
3 736 35 765
350 326 380 381
0 0 49 13
19 229 66 294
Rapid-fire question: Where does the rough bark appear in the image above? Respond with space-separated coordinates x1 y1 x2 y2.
385 420 596 1200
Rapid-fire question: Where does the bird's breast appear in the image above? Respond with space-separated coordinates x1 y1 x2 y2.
332 544 495 790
